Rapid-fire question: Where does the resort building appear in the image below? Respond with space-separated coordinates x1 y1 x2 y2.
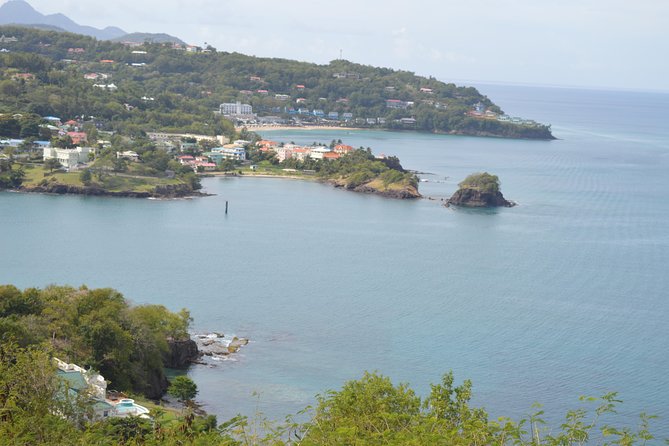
210 145 246 161
54 358 150 421
43 147 91 170
308 146 332 160
219 101 253 117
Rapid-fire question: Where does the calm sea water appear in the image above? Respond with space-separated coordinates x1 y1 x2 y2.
1 85 668 437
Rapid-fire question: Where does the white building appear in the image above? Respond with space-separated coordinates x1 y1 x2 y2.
43 147 91 169
211 146 246 161
220 101 253 116
308 146 332 160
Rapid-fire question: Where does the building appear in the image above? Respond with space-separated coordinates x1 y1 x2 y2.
219 102 253 116
43 147 91 169
386 99 410 109
116 151 140 162
210 146 246 161
334 144 354 155
54 358 114 420
67 132 88 145
309 146 332 160
54 358 150 420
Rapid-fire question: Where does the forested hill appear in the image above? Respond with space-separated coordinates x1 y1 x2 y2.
0 26 553 139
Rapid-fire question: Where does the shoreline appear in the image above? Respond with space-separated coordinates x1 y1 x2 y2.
203 172 317 181
238 125 555 140
236 125 362 133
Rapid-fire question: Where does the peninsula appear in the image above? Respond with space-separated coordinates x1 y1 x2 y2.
0 25 553 141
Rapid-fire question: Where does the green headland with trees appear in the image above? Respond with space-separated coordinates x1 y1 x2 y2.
0 26 553 140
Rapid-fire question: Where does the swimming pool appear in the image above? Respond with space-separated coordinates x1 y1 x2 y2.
114 399 150 417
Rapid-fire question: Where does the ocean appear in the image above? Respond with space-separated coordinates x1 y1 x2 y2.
1 84 668 438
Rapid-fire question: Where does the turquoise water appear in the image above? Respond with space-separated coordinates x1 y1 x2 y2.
1 85 668 436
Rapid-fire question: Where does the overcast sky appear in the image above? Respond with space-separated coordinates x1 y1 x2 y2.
19 0 669 91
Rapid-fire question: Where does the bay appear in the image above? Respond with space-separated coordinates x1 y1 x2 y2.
1 84 668 436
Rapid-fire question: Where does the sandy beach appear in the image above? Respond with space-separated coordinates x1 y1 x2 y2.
236 125 361 133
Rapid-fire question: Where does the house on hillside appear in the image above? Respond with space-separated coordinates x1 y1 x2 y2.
54 358 149 420
54 358 114 420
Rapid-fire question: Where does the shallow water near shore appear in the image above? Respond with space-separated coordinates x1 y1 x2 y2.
1 84 668 437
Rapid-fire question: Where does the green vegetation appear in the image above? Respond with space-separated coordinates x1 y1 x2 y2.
168 376 198 407
458 172 501 193
0 284 663 445
0 25 551 140
0 157 25 188
0 284 190 398
246 142 419 194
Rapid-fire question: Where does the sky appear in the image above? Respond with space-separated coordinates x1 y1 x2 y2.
15 0 669 91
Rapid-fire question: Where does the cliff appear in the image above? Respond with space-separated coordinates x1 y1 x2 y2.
447 188 514 207
163 339 200 369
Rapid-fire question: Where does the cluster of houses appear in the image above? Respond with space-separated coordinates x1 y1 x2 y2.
0 115 98 169
54 357 150 421
467 102 540 126
256 140 355 162
177 142 247 171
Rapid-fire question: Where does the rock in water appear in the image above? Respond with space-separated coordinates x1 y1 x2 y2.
446 187 514 207
446 172 515 208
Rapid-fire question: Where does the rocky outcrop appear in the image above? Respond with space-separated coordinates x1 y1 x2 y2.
18 182 207 198
447 188 514 207
194 333 249 361
329 179 421 199
352 183 421 199
163 339 200 369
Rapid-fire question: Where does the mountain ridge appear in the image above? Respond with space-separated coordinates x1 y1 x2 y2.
0 0 183 43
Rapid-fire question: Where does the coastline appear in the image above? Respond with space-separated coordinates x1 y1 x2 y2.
236 124 361 133
11 183 210 199
240 124 555 140
204 172 316 181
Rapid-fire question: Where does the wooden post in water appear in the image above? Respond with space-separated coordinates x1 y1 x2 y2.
225 201 228 214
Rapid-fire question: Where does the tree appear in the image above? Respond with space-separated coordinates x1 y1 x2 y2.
79 169 92 185
51 135 75 149
168 376 198 406
459 172 500 193
43 157 61 173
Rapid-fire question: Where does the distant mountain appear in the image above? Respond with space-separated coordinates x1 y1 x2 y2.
111 32 186 46
0 0 184 45
0 0 126 39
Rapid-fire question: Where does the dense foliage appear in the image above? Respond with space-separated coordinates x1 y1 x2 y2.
0 284 191 397
0 157 25 188
0 25 552 139
459 172 501 193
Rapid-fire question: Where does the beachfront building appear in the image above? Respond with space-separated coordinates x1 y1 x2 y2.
43 146 91 169
220 102 253 116
334 144 354 155
210 145 246 161
308 146 332 160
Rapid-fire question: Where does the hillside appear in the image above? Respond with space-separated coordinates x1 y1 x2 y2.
110 32 187 46
0 25 553 139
